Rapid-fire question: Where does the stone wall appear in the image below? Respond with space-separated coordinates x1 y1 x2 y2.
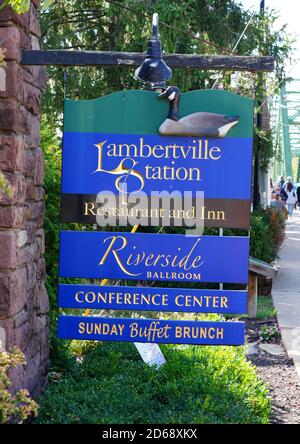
0 0 48 396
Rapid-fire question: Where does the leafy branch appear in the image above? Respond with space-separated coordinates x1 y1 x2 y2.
0 0 31 14
0 348 38 424
0 0 54 13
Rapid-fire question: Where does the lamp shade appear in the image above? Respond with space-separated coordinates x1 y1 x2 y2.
135 13 172 89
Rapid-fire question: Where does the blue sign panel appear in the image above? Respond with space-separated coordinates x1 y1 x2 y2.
62 133 252 200
59 231 249 284
58 284 248 314
58 315 245 345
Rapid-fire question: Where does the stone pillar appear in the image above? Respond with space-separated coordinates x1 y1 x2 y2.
0 1 48 396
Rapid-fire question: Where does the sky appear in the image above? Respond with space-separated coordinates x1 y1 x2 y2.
239 0 300 79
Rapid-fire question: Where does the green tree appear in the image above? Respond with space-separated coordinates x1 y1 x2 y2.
40 0 293 127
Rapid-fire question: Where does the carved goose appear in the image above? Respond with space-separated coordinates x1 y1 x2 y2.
158 86 239 138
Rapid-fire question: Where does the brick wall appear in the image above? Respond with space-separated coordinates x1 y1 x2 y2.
0 0 49 396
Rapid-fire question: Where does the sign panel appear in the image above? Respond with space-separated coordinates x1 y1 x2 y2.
59 231 249 284
61 89 253 228
57 89 251 349
58 316 245 346
60 194 250 229
62 133 252 198
58 284 248 314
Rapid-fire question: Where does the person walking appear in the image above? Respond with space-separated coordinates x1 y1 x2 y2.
271 191 288 218
283 176 298 192
285 182 297 218
297 184 300 210
278 183 288 202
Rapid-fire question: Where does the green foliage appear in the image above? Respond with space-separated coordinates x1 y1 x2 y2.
40 117 61 320
41 0 54 10
40 0 293 127
0 348 38 423
0 171 12 198
39 0 294 176
259 324 280 343
0 48 4 66
254 128 274 173
40 118 84 363
0 0 52 13
256 296 277 320
40 117 70 365
35 341 270 424
250 207 286 263
0 0 30 14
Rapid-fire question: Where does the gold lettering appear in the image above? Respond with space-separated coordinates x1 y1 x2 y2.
208 328 215 339
110 324 118 335
86 323 93 335
94 140 107 172
221 297 228 308
175 326 182 338
188 167 201 181
84 202 96 216
106 142 117 156
210 146 222 160
200 327 207 338
98 235 141 277
207 210 216 220
212 297 219 308
130 322 139 338
217 211 225 220
216 328 224 339
94 323 101 334
175 295 184 307
86 292 96 303
129 321 171 341
118 143 138 158
139 138 152 158
193 296 202 307
152 144 164 158
183 326 190 338
75 291 84 303
78 322 85 334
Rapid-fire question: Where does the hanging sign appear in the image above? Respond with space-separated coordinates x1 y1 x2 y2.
57 87 252 348
58 316 245 346
59 231 249 284
61 89 253 229
58 284 248 314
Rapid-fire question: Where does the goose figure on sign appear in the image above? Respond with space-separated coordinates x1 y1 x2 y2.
158 86 239 138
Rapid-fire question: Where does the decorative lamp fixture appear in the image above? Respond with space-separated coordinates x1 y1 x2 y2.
135 13 172 89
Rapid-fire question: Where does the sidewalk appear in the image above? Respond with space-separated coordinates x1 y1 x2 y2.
272 209 300 379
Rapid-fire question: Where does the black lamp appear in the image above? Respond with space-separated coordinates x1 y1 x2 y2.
135 13 172 89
